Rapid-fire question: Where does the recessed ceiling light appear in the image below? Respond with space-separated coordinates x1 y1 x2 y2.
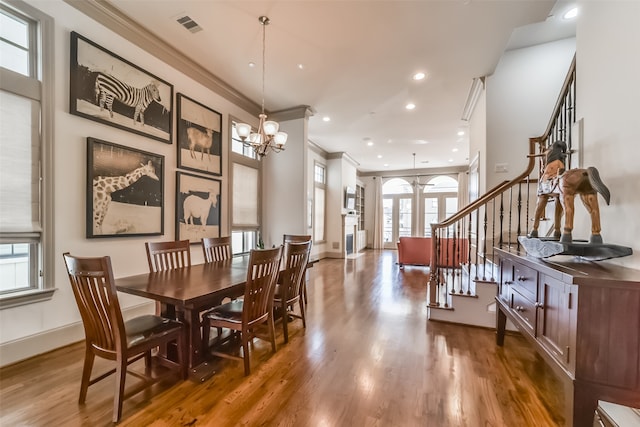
384 163 389 167
413 72 426 81
377 155 383 159
367 141 374 147
416 140 429 145
249 62 256 68
457 131 465 136
405 103 416 110
452 148 459 152
563 7 578 20
448 158 454 163
322 116 331 122
297 63 305 70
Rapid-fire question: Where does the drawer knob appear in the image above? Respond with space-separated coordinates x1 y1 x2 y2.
504 281 513 285
515 305 525 312
517 276 527 281
535 302 544 309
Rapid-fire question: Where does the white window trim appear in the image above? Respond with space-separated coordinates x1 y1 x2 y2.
0 0 55 309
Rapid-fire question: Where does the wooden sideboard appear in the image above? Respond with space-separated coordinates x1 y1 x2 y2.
495 248 640 427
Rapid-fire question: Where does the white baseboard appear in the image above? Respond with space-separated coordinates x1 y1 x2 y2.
0 302 153 368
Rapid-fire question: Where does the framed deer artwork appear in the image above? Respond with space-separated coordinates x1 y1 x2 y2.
176 171 221 243
70 32 173 144
87 137 164 238
176 93 222 176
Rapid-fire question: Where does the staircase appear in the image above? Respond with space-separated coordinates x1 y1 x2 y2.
427 56 577 327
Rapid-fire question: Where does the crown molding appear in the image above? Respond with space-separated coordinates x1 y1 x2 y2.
270 105 314 122
64 0 261 116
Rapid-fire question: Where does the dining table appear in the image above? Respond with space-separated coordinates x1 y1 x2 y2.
115 255 251 372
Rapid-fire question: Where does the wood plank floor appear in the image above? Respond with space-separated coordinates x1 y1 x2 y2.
0 249 565 426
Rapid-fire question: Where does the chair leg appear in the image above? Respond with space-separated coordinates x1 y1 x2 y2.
269 313 278 352
299 297 307 328
113 357 127 423
144 350 152 376
242 332 251 376
281 300 289 344
79 347 95 404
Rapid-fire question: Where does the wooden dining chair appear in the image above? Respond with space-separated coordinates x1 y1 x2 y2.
201 246 283 376
202 236 232 263
274 240 312 343
62 253 187 423
282 234 312 304
145 239 191 272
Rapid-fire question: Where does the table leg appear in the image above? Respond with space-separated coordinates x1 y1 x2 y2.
176 308 204 369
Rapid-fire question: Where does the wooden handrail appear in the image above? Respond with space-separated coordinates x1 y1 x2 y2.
427 55 576 308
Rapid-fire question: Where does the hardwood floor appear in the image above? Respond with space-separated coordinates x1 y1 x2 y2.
0 250 565 426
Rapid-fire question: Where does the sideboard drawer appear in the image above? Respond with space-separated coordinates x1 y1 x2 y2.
512 262 538 302
510 288 536 335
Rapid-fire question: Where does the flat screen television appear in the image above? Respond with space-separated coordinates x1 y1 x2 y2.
345 186 356 210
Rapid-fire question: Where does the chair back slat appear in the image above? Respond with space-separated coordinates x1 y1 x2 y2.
202 236 232 263
243 246 282 327
63 253 124 354
145 240 191 272
280 241 312 302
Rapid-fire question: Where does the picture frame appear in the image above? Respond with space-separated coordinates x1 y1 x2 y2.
70 31 173 144
176 171 221 243
87 137 164 238
177 93 222 175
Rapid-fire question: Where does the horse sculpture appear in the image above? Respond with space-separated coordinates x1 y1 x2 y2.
529 140 611 244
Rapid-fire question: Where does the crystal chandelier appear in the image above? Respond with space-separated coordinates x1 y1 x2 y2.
236 16 287 158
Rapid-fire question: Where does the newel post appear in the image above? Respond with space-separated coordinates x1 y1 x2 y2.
427 224 439 307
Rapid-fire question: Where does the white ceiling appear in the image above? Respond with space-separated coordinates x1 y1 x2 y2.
108 0 576 173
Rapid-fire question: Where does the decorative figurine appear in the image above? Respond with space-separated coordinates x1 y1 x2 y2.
529 140 610 244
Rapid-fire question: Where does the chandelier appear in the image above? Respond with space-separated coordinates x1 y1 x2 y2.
236 16 287 158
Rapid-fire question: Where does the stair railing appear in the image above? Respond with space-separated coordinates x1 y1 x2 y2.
427 55 576 308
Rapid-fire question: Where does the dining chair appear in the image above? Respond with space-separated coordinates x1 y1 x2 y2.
62 253 187 423
282 234 312 304
201 246 283 375
145 239 191 272
274 240 312 343
202 236 232 263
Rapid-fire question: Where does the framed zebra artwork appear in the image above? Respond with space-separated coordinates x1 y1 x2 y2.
70 32 173 144
87 137 164 238
176 171 221 244
177 93 223 176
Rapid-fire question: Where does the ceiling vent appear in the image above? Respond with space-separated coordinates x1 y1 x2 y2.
176 15 202 34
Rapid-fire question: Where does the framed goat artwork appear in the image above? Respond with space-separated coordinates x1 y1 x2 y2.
70 31 173 144
176 93 222 176
176 171 221 243
87 137 164 238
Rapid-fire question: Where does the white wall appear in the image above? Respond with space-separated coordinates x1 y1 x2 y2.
468 90 487 195
262 115 307 249
575 0 640 268
0 0 257 365
486 38 576 189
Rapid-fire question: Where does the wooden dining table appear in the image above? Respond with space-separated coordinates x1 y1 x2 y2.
115 255 250 371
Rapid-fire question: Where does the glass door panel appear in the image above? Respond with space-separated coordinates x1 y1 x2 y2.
398 198 412 238
424 197 438 237
383 198 393 244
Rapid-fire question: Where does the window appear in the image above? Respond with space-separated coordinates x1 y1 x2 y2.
382 178 413 247
0 1 54 308
313 162 326 242
422 175 458 236
231 121 256 160
230 120 261 254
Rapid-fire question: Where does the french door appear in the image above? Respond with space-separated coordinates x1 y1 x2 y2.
383 195 412 248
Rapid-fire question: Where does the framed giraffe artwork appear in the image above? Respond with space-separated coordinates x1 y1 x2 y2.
176 171 221 244
177 93 222 176
70 32 173 144
87 137 164 238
